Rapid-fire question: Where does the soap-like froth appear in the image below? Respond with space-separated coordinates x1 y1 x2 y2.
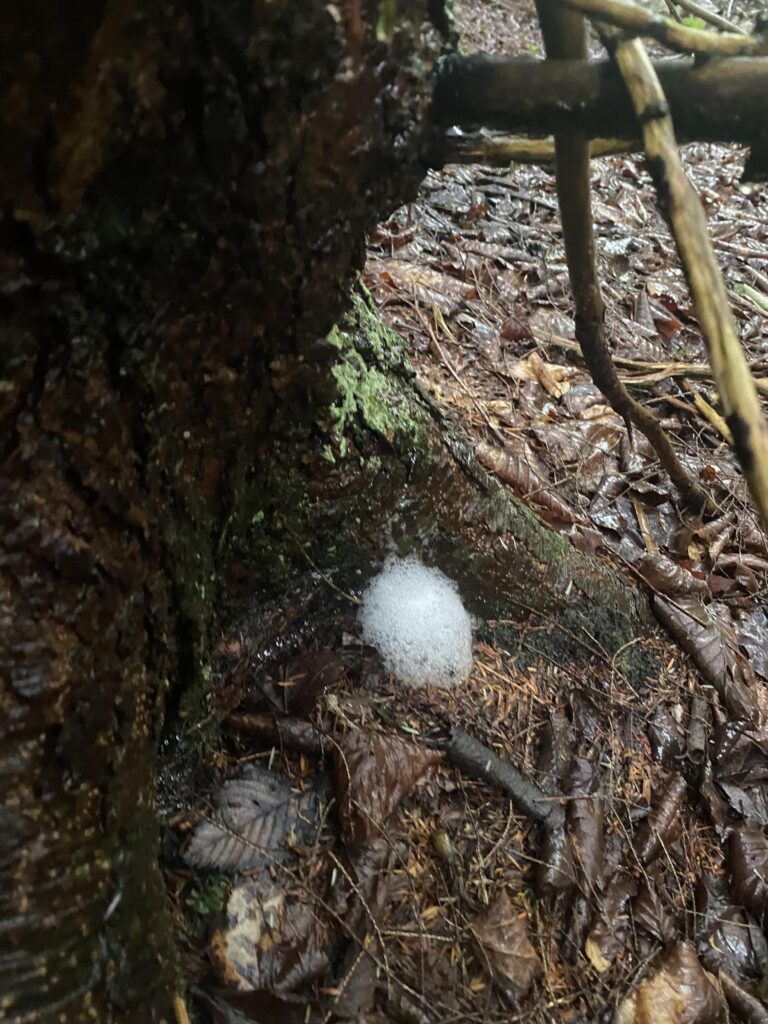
358 557 473 689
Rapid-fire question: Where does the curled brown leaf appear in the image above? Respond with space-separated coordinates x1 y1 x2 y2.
333 729 441 849
635 773 687 866
616 941 724 1024
729 826 768 918
470 890 542 1000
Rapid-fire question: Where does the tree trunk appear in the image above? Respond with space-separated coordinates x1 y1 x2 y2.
0 3 649 1022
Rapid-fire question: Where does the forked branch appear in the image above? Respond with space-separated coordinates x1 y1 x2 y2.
605 33 768 527
534 0 710 511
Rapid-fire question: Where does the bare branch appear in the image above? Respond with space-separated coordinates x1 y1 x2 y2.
609 33 768 527
431 55 768 152
437 133 639 166
534 0 710 510
562 0 766 54
666 0 746 34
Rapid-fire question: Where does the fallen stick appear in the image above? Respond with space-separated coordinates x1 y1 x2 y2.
435 723 565 831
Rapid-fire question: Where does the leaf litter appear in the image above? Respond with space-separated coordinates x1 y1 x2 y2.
165 0 768 1020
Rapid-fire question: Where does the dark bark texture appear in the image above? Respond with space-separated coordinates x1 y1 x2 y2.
0 3 444 1021
1 4 656 1023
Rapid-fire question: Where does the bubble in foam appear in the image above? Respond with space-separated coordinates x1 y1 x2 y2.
358 556 473 689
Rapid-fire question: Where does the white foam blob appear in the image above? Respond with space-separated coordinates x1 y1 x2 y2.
358 556 473 689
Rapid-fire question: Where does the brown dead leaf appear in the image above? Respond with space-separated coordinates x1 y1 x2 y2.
502 351 576 393
527 350 571 398
373 259 475 316
210 877 331 992
653 597 762 720
470 891 542 1000
635 773 687 866
636 552 709 598
729 825 768 918
631 884 676 947
633 287 656 333
476 442 583 526
616 941 724 1024
586 870 637 972
334 730 441 848
185 765 318 871
566 757 604 890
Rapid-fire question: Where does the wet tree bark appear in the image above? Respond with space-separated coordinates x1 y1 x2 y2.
1 3 650 1022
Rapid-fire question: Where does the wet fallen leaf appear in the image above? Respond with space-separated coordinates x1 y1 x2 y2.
373 259 476 316
536 826 575 894
616 941 724 1024
566 757 604 890
631 884 676 947
719 971 768 1024
330 942 379 1020
185 765 318 871
712 719 768 784
648 705 686 767
696 875 768 984
210 877 331 991
637 552 709 597
274 650 344 715
470 891 542 1000
536 712 576 793
586 870 637 971
476 442 583 526
729 826 768 917
735 608 768 681
635 773 687 866
226 713 326 755
653 597 761 720
333 729 441 848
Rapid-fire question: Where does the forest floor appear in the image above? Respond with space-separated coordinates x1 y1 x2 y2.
172 3 768 1022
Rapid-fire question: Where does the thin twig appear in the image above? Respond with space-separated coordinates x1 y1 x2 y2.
535 0 711 511
664 0 684 23
562 0 765 54
667 0 746 34
416 305 508 446
681 378 733 443
532 326 768 395
281 517 361 605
